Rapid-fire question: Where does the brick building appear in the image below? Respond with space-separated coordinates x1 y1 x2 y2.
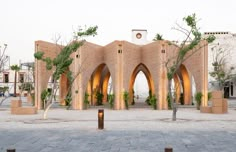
35 30 209 110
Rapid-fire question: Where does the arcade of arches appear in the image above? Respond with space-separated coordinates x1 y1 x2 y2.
34 40 208 110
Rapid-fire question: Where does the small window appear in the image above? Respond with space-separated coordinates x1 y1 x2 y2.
136 33 142 39
4 74 9 83
19 73 24 83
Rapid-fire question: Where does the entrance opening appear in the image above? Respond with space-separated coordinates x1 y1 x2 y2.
176 64 191 105
86 64 113 106
129 63 155 108
133 71 149 104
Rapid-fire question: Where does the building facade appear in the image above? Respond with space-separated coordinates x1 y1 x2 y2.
205 32 236 97
0 64 34 96
34 31 209 110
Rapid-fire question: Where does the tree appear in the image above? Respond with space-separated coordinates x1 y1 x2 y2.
10 65 21 97
163 14 215 121
0 44 10 72
209 45 235 94
34 26 98 119
0 44 10 106
153 33 163 41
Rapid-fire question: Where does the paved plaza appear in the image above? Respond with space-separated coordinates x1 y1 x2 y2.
0 98 236 152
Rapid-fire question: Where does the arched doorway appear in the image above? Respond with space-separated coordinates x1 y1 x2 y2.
59 73 69 105
86 63 113 106
133 71 149 103
129 63 155 108
176 64 191 105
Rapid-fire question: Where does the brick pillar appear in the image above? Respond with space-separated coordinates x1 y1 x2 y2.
202 41 208 107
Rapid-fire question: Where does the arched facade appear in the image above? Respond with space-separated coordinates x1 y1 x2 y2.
35 40 209 110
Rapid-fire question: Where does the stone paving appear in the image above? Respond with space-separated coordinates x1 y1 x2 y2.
0 98 236 152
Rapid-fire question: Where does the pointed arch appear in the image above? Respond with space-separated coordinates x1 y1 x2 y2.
86 63 113 106
179 64 191 105
129 63 155 104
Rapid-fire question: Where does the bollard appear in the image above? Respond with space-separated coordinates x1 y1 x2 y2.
7 149 15 152
98 109 104 129
164 146 173 152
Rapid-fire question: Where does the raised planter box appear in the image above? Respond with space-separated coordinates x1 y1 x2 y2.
211 91 223 99
11 100 22 108
11 99 37 115
11 107 37 115
200 106 212 113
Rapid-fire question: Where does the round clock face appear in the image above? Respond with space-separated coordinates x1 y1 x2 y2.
136 33 142 39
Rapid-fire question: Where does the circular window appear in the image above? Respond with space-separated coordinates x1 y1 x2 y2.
136 33 142 39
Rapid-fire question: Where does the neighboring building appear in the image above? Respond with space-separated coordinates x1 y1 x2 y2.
204 32 236 97
0 62 34 96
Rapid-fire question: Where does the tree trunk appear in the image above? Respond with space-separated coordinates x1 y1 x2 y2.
14 71 17 97
168 79 177 121
43 80 57 119
219 84 224 98
43 102 53 119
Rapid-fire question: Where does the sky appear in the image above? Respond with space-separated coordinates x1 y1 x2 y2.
1 0 236 65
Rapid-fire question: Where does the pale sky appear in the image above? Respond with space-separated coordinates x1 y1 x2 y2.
1 0 236 65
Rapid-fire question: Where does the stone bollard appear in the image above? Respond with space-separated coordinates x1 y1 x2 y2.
98 109 104 129
164 146 173 152
7 149 15 152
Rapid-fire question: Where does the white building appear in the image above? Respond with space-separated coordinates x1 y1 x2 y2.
0 62 34 96
204 32 236 97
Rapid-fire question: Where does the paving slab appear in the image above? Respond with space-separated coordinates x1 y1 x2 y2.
0 97 236 152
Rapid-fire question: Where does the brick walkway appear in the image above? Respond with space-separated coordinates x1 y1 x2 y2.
0 98 236 152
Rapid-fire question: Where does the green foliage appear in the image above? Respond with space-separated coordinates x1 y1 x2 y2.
149 94 157 110
96 92 103 106
34 26 98 108
10 65 20 71
123 91 129 110
145 90 152 105
77 26 98 37
166 14 215 82
84 92 90 109
145 90 157 110
65 91 72 107
41 89 51 109
0 86 9 96
167 93 172 109
167 72 173 80
19 82 34 92
184 14 197 27
194 92 203 110
205 35 216 43
108 93 115 109
43 57 53 70
153 33 163 41
208 92 212 101
34 52 44 60
167 66 176 80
